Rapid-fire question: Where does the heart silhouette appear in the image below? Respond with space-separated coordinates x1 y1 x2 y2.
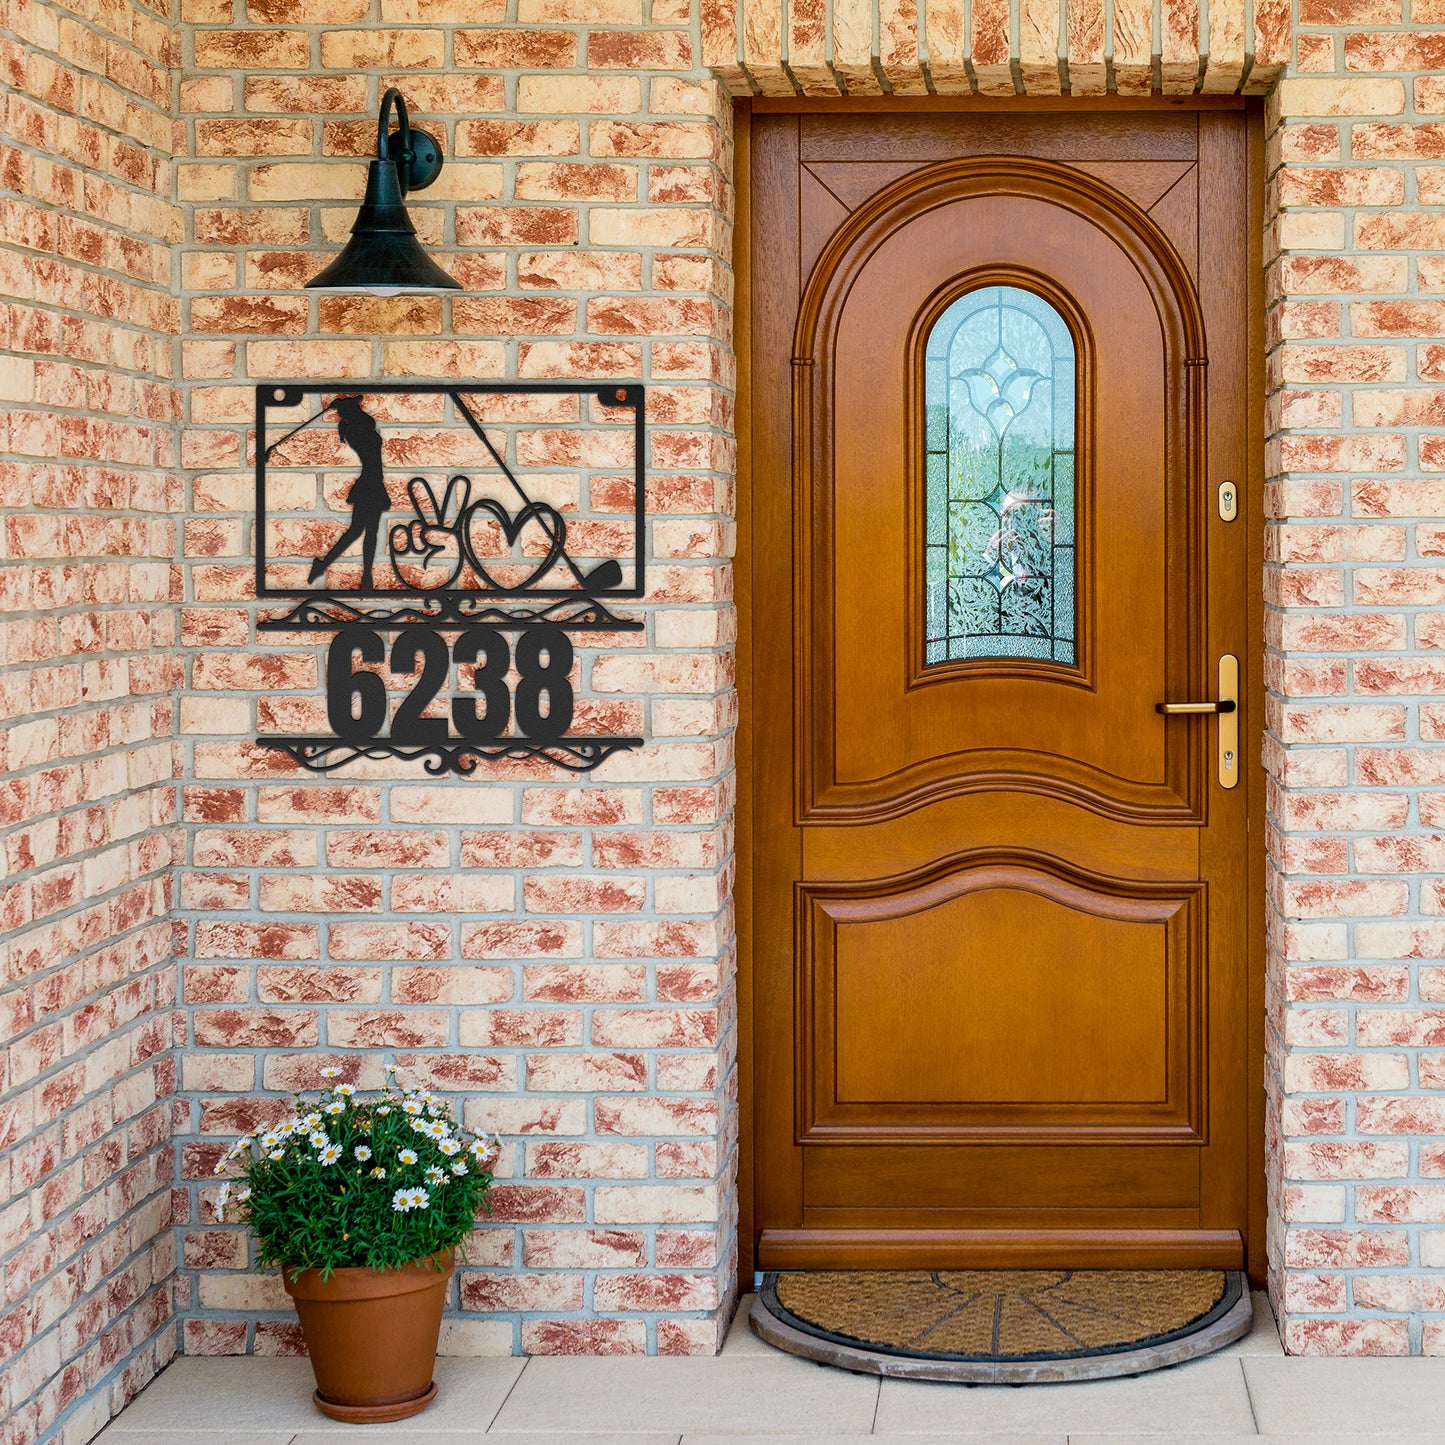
464 498 567 592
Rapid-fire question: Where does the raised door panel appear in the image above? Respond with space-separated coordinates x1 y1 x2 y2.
798 859 1203 1145
795 163 1209 827
836 900 1171 1106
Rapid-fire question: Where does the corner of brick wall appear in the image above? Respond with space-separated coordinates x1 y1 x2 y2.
0 0 185 1440
1264 2 1445 1357
171 0 740 1360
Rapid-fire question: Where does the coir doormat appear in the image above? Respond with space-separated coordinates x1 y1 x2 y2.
750 1269 1251 1383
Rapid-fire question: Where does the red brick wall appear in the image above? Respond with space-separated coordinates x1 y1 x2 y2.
0 0 183 1440
171 2 740 1361
1264 24 1445 1356
17 4 1445 1436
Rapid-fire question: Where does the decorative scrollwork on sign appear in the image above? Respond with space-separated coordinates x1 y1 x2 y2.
251 382 646 774
264 737 642 777
260 595 639 633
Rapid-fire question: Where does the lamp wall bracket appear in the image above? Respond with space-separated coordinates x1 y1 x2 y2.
378 86 442 196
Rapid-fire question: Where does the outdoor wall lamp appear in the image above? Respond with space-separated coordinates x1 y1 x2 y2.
306 87 460 296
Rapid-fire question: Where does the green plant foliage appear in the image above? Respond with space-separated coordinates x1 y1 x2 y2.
213 1067 500 1277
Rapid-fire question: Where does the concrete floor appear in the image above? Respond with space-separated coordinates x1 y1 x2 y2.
96 1293 1445 1442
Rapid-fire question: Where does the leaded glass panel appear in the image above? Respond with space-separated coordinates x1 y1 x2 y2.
924 285 1077 666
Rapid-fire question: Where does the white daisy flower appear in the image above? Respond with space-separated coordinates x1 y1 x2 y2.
438 1138 461 1156
335 1084 356 1097
302 1113 322 1130
402 1100 423 1116
259 1132 280 1150
425 1166 445 1185
376 1105 392 1116
398 1148 418 1166
409 1118 429 1134
324 1100 344 1116
450 1161 468 1176
279 1120 298 1135
235 1187 250 1203
386 1063 399 1074
319 1144 342 1165
370 1166 387 1179
309 1131 329 1149
321 1067 341 1079
392 1187 428 1212
212 1159 227 1177
354 1145 372 1162
424 1120 448 1140
268 1149 284 1161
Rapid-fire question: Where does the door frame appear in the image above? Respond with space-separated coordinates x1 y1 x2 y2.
733 96 1268 1286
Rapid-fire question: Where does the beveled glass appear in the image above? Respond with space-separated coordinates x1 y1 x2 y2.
924 285 1077 666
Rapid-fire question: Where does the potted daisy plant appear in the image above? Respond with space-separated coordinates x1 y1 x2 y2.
213 1066 500 1423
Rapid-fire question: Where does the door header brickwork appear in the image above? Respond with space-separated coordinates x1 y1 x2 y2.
701 0 1288 97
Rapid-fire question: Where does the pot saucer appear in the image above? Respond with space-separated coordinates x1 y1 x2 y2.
312 1380 437 1423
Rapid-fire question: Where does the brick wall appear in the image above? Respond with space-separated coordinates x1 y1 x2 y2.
171 0 740 1361
18 0 1445 1436
1264 7 1445 1357
0 0 183 1440
700 0 1289 95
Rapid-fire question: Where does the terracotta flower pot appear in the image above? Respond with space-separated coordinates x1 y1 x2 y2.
282 1250 453 1423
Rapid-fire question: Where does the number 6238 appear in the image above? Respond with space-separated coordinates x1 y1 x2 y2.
326 623 574 746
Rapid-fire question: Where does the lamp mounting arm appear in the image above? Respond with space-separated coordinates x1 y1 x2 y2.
377 86 442 197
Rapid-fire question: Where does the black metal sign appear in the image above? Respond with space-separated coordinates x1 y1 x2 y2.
253 382 645 775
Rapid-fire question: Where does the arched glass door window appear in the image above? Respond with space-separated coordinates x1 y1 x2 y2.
924 285 1077 666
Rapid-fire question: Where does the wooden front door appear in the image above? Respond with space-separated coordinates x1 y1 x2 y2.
747 107 1260 1272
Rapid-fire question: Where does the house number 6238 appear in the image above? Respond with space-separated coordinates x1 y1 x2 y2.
326 624 574 746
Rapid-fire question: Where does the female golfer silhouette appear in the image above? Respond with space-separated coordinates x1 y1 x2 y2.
307 396 389 591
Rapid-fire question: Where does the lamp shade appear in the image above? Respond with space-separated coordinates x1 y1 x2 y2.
306 89 460 296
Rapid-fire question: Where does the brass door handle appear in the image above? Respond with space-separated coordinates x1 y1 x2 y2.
1155 699 1236 714
1155 655 1239 789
